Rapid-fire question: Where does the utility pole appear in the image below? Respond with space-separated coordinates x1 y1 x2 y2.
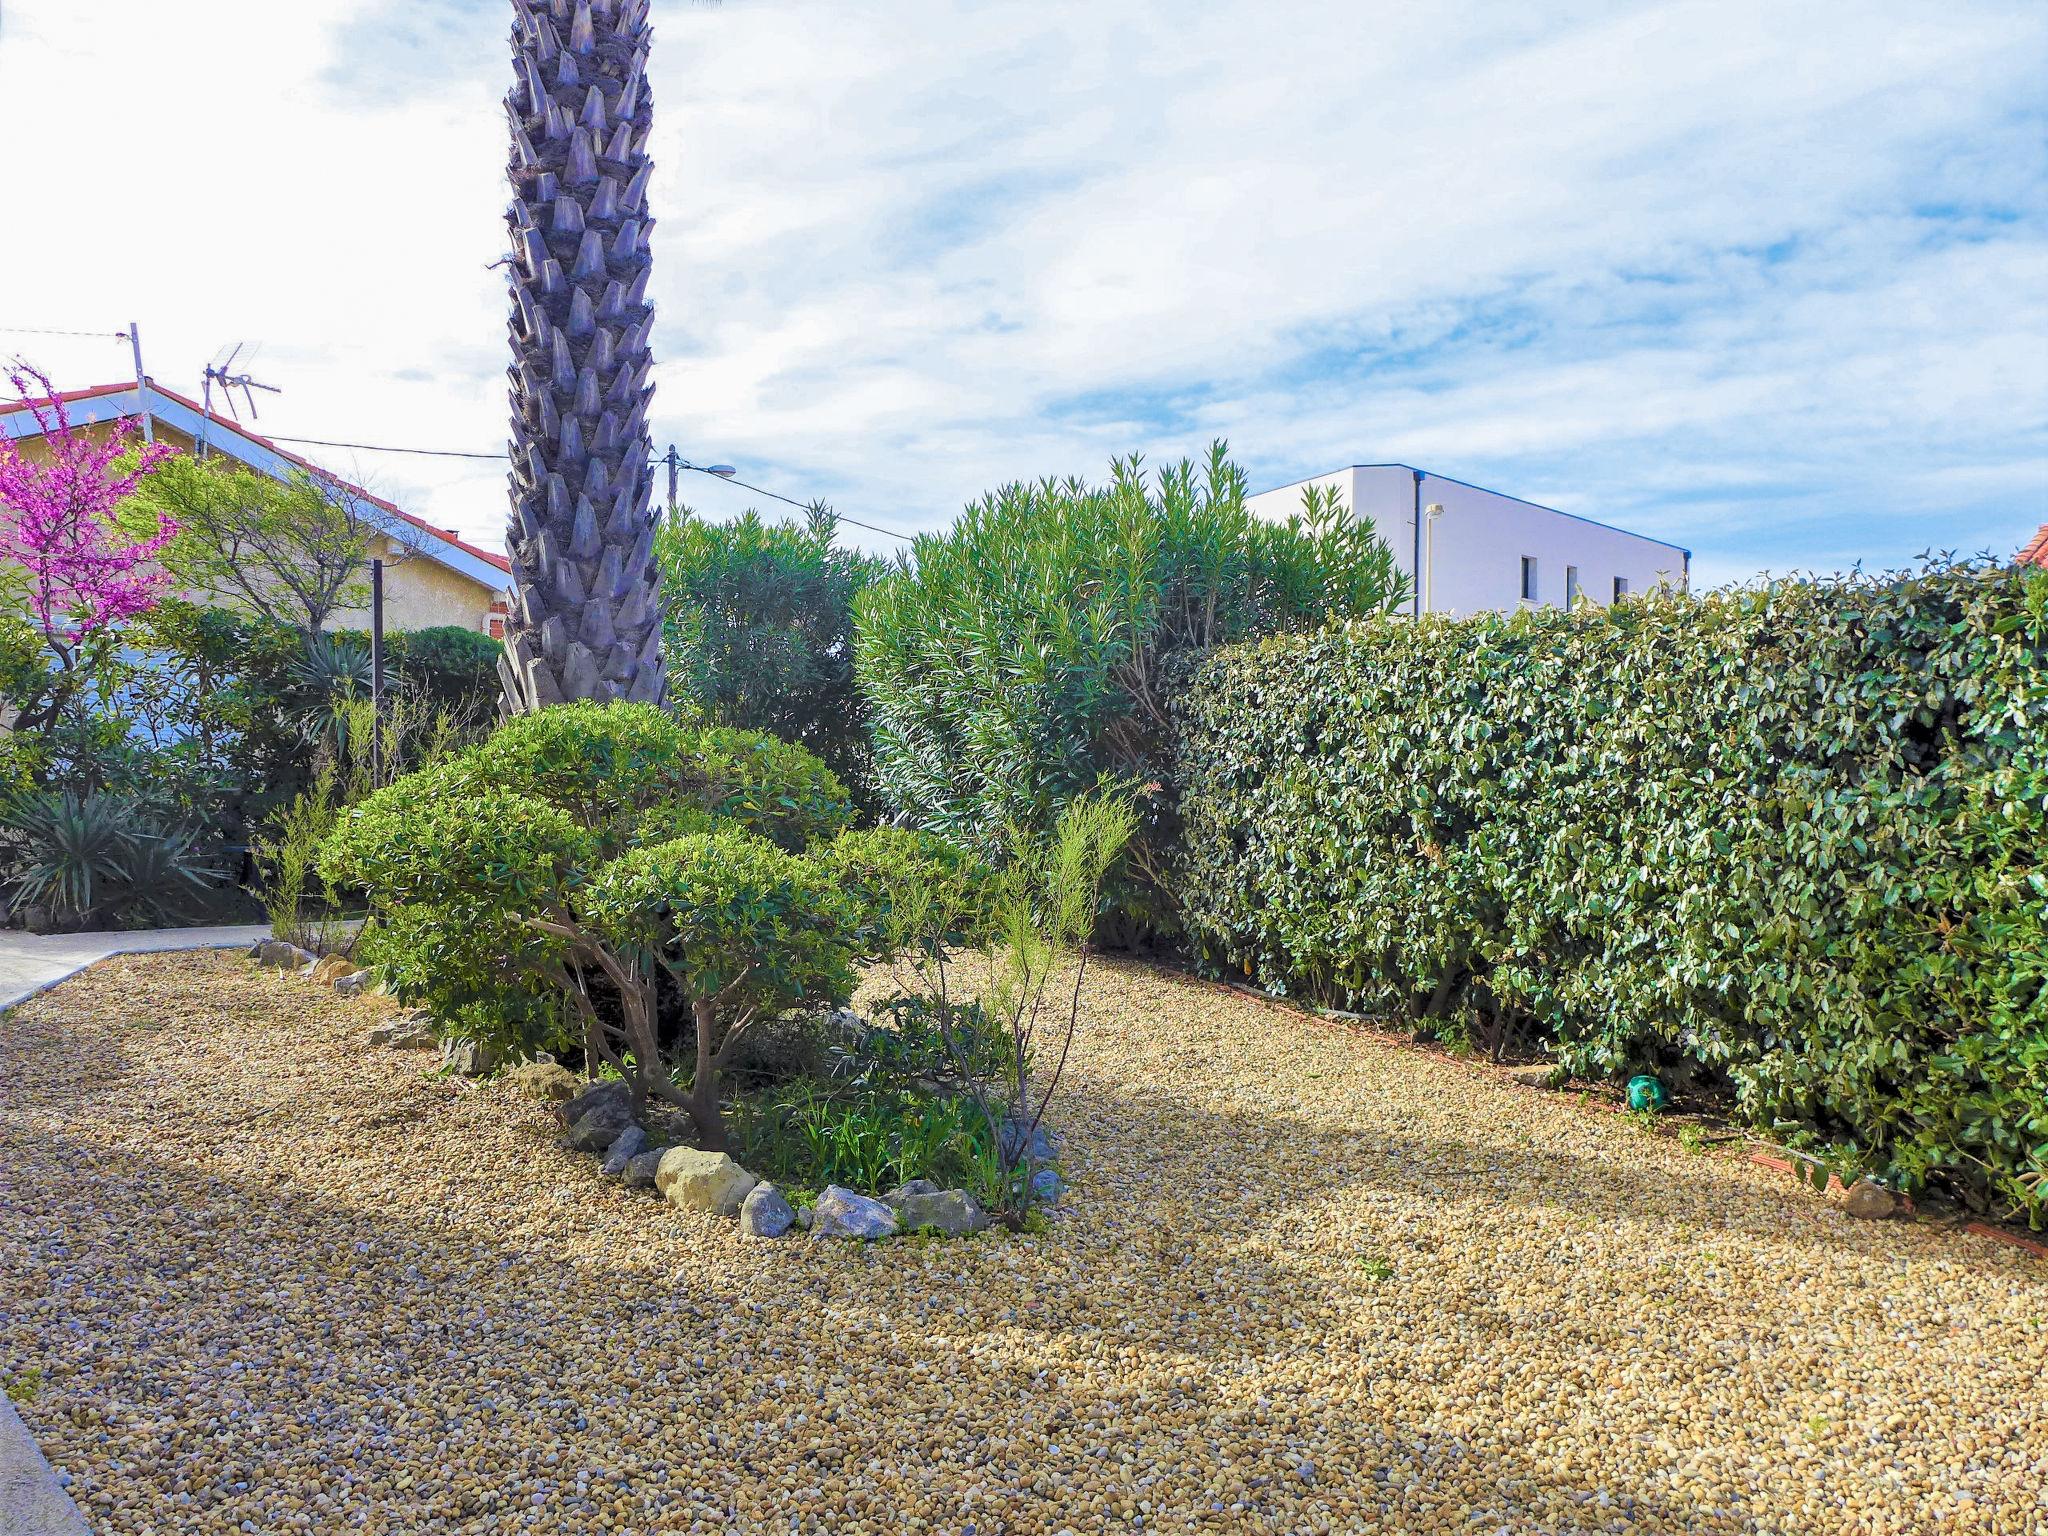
370 559 385 788
122 322 153 444
663 443 682 520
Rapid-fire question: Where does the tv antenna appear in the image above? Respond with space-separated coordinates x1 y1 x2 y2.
198 342 281 457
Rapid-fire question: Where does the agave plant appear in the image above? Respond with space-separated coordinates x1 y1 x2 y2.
499 0 667 713
0 790 216 929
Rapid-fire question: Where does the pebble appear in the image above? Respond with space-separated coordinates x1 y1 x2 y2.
1 951 2044 1535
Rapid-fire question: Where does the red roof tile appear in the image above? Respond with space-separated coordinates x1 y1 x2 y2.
2020 524 2048 569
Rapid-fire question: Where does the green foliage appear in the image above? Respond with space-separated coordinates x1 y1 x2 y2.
809 823 987 955
129 454 379 635
387 625 503 711
731 1082 1002 1199
1171 560 2048 1223
656 506 888 807
0 789 216 929
856 443 1405 930
584 828 855 1024
323 702 857 1130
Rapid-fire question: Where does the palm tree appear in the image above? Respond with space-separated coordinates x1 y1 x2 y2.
498 0 666 712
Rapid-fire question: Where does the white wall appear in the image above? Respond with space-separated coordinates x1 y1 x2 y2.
1246 464 1688 616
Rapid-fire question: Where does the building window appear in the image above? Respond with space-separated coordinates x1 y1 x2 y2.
1565 565 1580 607
1612 576 1630 602
1521 557 1539 602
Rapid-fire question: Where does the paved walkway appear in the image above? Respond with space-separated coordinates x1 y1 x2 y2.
0 1398 89 1536
0 924 271 1014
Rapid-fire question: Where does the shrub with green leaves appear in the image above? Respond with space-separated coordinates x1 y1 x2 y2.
1171 560 2048 1223
655 506 888 808
856 442 1405 931
321 702 862 1140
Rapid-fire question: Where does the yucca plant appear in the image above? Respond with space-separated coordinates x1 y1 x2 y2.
0 790 216 930
499 0 667 713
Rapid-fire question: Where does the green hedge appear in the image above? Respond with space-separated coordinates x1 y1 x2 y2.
1171 562 2048 1221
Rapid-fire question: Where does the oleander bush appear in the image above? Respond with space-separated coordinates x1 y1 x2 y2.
1172 559 2048 1222
856 443 1406 934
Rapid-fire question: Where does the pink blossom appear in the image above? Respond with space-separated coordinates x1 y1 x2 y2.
0 363 178 644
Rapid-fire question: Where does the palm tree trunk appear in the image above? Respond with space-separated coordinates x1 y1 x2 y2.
499 0 667 713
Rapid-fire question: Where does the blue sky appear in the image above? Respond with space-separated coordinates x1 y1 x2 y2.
3 0 2044 585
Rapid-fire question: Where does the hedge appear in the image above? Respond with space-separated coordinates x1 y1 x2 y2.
1171 561 2048 1222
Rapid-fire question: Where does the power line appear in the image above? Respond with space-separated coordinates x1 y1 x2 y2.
267 433 508 461
263 430 917 542
0 325 126 340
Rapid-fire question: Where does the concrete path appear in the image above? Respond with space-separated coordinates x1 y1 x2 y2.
1 1393 89 1536
2 924 271 1531
0 923 271 1014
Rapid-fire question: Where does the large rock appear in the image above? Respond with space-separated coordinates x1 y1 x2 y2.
442 1039 498 1077
366 1015 435 1050
999 1117 1056 1165
600 1125 649 1175
566 1097 638 1153
1029 1166 1066 1205
739 1182 797 1238
555 1079 632 1130
809 1185 899 1241
506 1061 580 1104
309 953 357 986
894 1187 989 1237
252 939 313 971
882 1178 941 1209
332 969 376 997
623 1147 669 1189
656 1149 760 1216
1843 1178 1900 1220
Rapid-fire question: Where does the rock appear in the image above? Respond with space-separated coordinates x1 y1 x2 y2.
809 1185 899 1240
623 1147 669 1189
895 1187 989 1237
600 1124 648 1175
656 1149 760 1216
1506 1062 1567 1089
1030 1166 1065 1205
566 1098 637 1154
795 1204 813 1230
252 939 313 971
332 969 375 996
556 1078 632 1130
441 1039 498 1077
1000 1117 1056 1165
882 1178 941 1209
309 953 357 986
1843 1178 1900 1220
739 1182 797 1238
366 1016 436 1050
506 1061 580 1104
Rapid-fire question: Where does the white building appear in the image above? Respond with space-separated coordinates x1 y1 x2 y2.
1246 464 1689 618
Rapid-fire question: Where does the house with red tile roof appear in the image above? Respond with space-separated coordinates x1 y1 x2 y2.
1 380 510 635
2019 524 2048 569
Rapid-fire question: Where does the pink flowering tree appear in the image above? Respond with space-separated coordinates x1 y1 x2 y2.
0 364 178 732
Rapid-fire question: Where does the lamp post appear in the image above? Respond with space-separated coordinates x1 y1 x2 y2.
1423 503 1445 615
369 558 385 788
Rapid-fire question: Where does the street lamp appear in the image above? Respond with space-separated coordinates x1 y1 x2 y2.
1423 503 1445 615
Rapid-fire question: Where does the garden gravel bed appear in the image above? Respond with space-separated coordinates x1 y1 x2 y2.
2 952 2044 1535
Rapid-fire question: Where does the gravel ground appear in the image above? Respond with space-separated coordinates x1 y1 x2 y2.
2 952 2044 1536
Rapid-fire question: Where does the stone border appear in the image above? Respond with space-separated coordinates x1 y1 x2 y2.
0 1397 89 1536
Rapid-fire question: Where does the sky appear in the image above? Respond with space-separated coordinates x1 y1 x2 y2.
1 0 2043 586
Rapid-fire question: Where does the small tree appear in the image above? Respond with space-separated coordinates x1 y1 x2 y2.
0 364 176 732
132 453 390 636
583 831 855 1149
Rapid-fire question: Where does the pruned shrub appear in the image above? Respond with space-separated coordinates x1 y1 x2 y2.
1171 560 2048 1222
321 702 862 1138
855 443 1405 932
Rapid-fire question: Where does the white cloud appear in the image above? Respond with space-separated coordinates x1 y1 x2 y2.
2 0 2042 584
